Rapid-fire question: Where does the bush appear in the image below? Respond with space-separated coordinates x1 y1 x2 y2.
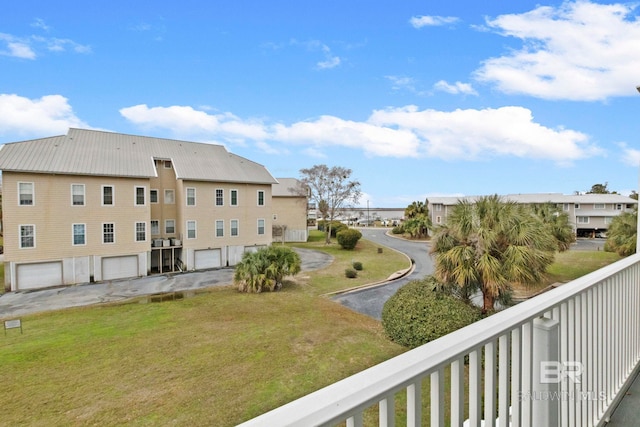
336 228 362 250
352 261 363 271
345 268 358 278
234 246 302 293
318 220 347 237
391 225 404 235
382 277 482 348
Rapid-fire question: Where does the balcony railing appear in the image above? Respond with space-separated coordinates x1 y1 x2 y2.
238 253 640 427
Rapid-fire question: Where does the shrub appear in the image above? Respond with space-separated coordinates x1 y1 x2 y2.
345 268 358 278
318 220 347 237
234 246 302 293
352 261 363 271
336 228 362 250
382 277 482 348
391 225 404 235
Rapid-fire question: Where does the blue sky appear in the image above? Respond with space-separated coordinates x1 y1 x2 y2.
2 0 640 207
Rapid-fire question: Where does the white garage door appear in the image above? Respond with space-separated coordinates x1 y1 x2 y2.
16 261 63 290
194 249 222 270
102 255 139 281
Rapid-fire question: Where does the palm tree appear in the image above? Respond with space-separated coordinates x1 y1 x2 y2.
430 195 557 313
404 199 431 238
405 199 428 219
604 209 637 256
530 202 574 251
234 246 301 293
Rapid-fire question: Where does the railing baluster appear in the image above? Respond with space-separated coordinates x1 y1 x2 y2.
379 394 395 427
469 348 482 427
407 379 422 427
430 369 444 426
511 327 522 427
346 412 363 427
499 334 510 427
484 341 496 427
451 356 465 427
568 298 576 427
521 321 533 427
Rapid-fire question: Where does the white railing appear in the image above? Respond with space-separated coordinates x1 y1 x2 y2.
238 253 640 427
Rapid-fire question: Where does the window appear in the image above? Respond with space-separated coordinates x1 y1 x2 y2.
434 204 442 211
436 216 442 224
187 188 196 206
150 189 158 204
230 189 238 206
164 189 175 204
20 225 35 248
135 222 146 242
216 220 224 237
165 160 172 168
594 203 605 209
257 219 265 235
72 184 85 206
605 216 614 224
187 220 196 239
135 186 145 205
102 185 114 206
575 204 580 209
19 182 34 205
231 219 239 236
103 223 115 244
577 216 589 224
616 204 623 210
216 189 224 206
73 224 86 245
563 203 570 211
150 220 159 235
257 190 265 206
165 219 175 234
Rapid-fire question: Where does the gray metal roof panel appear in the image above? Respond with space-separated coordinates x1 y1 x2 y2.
0 129 277 184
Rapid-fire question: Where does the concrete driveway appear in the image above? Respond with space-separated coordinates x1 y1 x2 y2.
0 247 332 319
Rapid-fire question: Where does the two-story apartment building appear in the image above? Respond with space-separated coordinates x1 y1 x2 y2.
0 128 281 291
271 178 308 243
428 193 637 236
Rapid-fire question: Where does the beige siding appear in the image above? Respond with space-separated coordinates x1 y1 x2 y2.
3 172 150 263
272 196 308 242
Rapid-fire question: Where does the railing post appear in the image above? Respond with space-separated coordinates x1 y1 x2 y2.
532 316 560 427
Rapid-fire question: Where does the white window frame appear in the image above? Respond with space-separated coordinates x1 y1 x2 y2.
150 220 160 236
257 218 265 235
18 182 34 206
594 203 605 209
150 189 159 204
165 219 175 234
577 216 589 224
215 220 224 237
436 216 442 224
164 160 172 169
102 185 114 206
164 189 175 204
186 187 196 206
19 224 35 248
230 189 238 206
103 223 115 244
605 216 614 225
135 186 146 206
72 223 86 246
575 204 581 209
230 219 239 237
435 204 442 211
563 203 570 211
71 184 85 206
215 188 224 206
186 220 197 239
257 190 265 206
135 222 147 242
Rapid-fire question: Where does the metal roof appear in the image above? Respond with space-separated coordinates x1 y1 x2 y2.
272 178 305 197
0 128 277 184
428 193 637 205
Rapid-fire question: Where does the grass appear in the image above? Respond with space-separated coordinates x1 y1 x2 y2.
0 231 625 426
0 230 408 426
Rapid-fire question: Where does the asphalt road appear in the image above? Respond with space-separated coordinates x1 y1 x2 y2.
332 228 434 320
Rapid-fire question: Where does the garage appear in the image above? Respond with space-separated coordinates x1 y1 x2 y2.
102 255 139 281
194 249 222 270
16 261 63 290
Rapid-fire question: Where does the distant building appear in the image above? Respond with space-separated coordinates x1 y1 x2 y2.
0 128 298 291
271 178 308 243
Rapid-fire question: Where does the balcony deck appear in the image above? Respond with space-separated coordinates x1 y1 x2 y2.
607 370 640 425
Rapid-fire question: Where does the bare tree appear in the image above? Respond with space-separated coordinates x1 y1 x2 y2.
297 165 361 244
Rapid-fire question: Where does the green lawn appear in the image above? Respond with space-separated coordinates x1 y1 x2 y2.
0 231 625 426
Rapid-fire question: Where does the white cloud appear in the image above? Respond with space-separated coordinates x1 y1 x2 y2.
475 1 640 100
31 18 51 32
121 103 601 164
410 15 459 28
619 142 640 166
433 80 478 95
0 94 90 137
0 31 91 59
290 39 342 70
